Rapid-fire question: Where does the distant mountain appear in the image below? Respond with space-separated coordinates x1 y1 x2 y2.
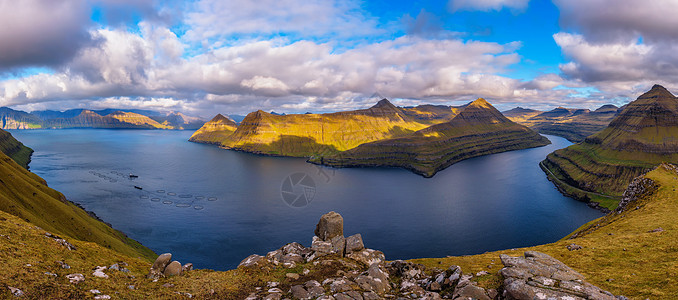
502 107 543 121
0 107 43 129
542 84 678 209
0 107 206 130
314 98 550 177
509 105 620 142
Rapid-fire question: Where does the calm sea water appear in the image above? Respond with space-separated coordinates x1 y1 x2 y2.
10 129 602 270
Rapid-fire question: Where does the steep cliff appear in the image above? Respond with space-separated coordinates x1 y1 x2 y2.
541 84 678 209
0 129 33 169
315 98 550 177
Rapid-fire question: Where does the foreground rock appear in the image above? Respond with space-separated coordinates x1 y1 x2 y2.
147 253 192 279
237 211 624 299
501 251 617 300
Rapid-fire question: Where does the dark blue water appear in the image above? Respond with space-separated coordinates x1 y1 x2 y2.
9 130 602 270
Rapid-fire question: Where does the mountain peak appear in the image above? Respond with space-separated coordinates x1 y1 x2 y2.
468 98 491 108
371 98 396 109
640 84 675 99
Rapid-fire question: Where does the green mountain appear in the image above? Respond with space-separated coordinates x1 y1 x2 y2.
313 98 550 177
0 130 33 169
541 84 678 210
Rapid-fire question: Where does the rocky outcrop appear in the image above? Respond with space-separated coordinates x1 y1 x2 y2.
147 253 192 279
237 212 623 299
500 251 617 300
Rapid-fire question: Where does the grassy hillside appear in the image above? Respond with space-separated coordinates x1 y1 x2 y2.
315 98 550 177
188 114 239 145
0 130 33 169
412 163 678 299
541 85 678 209
0 132 155 260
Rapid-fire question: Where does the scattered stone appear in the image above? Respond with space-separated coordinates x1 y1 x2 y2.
162 283 175 288
164 261 183 276
182 263 193 273
44 272 57 277
649 227 664 233
8 286 24 297
290 285 311 299
66 273 85 284
93 295 111 300
567 243 583 251
476 270 489 276
266 282 279 288
238 254 266 269
89 289 101 294
92 266 108 278
286 273 300 280
501 251 617 300
56 261 70 269
108 263 119 271
127 285 135 290
315 211 344 241
346 249 385 266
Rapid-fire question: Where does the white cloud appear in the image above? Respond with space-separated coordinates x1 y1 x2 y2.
552 1 678 99
448 0 529 13
184 0 380 42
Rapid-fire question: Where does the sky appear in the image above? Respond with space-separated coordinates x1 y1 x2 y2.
1 0 677 117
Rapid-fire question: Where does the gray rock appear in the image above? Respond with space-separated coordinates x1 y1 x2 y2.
108 263 119 271
291 285 311 299
8 286 24 297
56 261 70 269
330 235 346 255
238 254 266 268
182 263 193 273
149 253 172 278
501 251 617 300
92 266 108 278
428 281 441 291
345 234 364 254
362 291 380 300
263 293 281 300
567 243 583 251
333 293 353 300
346 249 385 267
345 290 363 300
315 211 344 241
311 236 333 254
66 273 85 284
452 283 490 300
286 273 300 280
164 261 182 276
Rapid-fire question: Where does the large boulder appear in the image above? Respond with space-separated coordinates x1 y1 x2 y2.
148 253 172 278
501 251 617 300
164 261 182 276
314 211 343 241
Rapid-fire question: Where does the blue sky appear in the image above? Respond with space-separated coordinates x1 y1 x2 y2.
0 0 677 116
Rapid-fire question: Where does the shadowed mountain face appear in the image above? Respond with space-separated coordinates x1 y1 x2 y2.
314 98 550 177
0 107 205 130
542 85 678 207
0 130 33 169
507 104 621 142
